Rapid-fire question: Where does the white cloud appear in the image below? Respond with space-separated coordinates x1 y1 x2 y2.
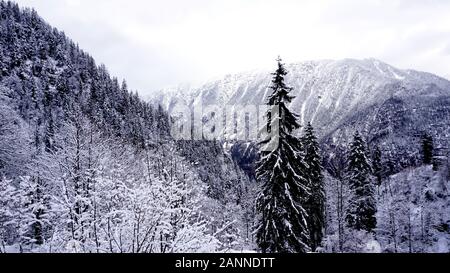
13 0 450 95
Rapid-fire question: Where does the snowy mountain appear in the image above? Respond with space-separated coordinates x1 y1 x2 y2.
153 60 450 252
0 1 254 253
0 0 448 254
154 58 450 137
152 59 450 173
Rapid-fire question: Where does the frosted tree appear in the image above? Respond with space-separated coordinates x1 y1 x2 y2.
0 1 293 253
302 122 325 251
323 146 349 252
0 88 29 177
377 166 448 253
0 177 19 251
42 111 110 252
256 57 310 253
87 140 219 254
345 132 376 232
17 176 53 247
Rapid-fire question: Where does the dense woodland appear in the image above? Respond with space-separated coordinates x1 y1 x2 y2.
0 1 448 253
0 1 254 253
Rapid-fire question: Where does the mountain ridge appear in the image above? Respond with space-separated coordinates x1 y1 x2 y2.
152 58 450 177
152 58 450 138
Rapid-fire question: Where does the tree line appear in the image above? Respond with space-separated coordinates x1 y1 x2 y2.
254 58 445 253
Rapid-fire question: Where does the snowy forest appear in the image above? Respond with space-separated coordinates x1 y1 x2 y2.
0 1 448 253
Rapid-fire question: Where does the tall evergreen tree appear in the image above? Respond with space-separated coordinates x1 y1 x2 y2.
346 132 376 232
302 122 325 251
421 132 434 165
256 57 310 253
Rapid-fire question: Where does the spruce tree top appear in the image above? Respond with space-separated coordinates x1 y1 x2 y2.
266 57 301 136
347 132 372 175
303 122 318 145
303 122 323 175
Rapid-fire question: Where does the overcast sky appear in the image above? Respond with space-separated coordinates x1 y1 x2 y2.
14 0 450 95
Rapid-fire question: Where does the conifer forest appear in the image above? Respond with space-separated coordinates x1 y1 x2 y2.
0 1 448 254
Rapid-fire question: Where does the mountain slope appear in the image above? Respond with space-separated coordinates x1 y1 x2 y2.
0 1 254 252
153 58 450 173
154 58 450 137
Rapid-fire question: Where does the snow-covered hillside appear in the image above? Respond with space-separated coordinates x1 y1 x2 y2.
152 58 450 138
1 0 449 254
153 59 450 176
377 165 449 253
323 165 449 253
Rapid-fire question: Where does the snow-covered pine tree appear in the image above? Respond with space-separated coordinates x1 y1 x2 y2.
345 132 376 232
255 57 310 253
421 132 434 165
302 122 325 251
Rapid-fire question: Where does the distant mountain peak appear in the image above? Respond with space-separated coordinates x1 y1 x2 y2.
152 58 450 139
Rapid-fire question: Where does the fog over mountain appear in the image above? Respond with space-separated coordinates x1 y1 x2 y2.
12 0 450 93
